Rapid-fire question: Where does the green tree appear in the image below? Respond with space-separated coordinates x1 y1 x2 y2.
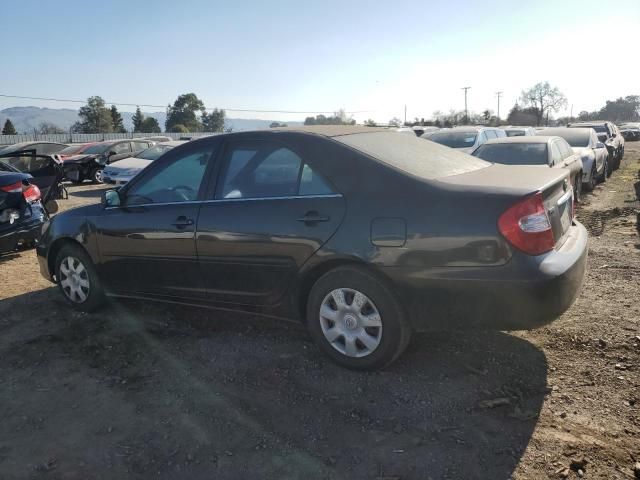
140 117 161 133
202 108 225 132
169 124 189 133
110 105 126 133
72 96 114 133
132 106 145 133
2 119 17 135
507 103 538 126
38 122 65 134
597 95 640 122
364 119 377 127
520 82 567 126
303 109 355 126
165 93 205 132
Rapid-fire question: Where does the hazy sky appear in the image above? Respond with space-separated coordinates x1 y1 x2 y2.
2 0 639 123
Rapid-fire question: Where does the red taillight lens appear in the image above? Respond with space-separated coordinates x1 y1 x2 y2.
23 183 41 202
498 192 555 256
0 181 24 194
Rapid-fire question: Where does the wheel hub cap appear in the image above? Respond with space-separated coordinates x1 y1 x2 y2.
319 288 383 358
59 256 90 304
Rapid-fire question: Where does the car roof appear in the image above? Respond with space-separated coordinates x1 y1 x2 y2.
158 140 186 146
482 136 557 145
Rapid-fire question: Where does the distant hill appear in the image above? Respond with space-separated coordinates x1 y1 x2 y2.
0 106 302 133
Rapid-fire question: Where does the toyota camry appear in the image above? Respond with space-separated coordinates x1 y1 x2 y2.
37 126 588 370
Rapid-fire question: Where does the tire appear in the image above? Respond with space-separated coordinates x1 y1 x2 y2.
91 167 104 184
306 266 411 370
599 159 607 183
573 173 582 203
55 244 106 312
585 165 596 192
606 156 613 178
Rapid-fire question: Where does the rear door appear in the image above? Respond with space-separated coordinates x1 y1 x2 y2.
195 137 346 306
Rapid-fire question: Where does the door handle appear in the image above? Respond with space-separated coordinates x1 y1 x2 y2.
172 216 194 229
297 211 330 224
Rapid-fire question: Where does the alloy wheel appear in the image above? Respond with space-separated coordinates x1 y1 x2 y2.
59 256 91 303
94 169 103 183
319 288 383 358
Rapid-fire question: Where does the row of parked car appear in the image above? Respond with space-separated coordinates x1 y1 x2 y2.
417 120 628 203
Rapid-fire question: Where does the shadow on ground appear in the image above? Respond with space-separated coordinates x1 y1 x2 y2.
0 292 547 479
65 185 109 198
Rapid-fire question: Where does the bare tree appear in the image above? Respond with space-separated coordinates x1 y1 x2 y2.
520 82 567 126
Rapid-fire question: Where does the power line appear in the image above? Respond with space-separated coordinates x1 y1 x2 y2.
0 94 369 115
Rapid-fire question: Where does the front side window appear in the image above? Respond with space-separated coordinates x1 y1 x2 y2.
125 147 213 205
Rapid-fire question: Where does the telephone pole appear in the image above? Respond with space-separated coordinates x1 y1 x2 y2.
495 91 503 120
404 104 407 126
461 86 471 124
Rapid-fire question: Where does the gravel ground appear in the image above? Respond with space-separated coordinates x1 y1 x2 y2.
0 145 638 480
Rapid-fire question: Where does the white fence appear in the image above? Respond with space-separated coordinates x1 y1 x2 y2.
0 132 215 145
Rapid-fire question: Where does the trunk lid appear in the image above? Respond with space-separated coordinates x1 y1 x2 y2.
437 163 573 249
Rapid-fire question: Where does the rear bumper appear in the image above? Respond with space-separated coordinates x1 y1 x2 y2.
382 221 588 332
0 204 46 254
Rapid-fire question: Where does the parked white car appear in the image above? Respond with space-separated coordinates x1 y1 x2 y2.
102 141 186 185
536 127 609 190
424 126 506 153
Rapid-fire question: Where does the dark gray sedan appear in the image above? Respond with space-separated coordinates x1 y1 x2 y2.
37 126 587 370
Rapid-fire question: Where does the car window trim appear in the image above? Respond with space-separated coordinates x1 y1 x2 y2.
104 193 343 210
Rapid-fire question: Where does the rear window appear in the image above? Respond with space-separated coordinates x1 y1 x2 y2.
506 130 525 137
426 131 477 148
334 131 489 179
473 143 548 166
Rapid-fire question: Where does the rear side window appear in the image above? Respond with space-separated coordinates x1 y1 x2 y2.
112 142 131 154
485 130 497 140
217 141 336 199
557 140 573 158
472 143 549 166
336 131 489 179
550 142 562 165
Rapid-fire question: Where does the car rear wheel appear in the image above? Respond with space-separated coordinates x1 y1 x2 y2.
599 159 608 183
573 174 582 203
306 266 411 370
55 244 105 312
585 164 597 191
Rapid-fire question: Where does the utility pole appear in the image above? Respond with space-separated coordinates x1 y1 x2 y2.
495 91 503 120
570 104 573 120
404 104 407 126
461 86 471 124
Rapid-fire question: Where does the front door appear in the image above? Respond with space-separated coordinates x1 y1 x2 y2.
196 139 346 306
94 142 218 299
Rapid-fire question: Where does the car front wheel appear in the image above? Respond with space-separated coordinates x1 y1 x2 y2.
585 164 597 191
91 167 104 184
55 244 105 312
306 266 411 370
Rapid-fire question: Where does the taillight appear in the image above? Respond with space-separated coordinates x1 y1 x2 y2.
498 192 555 256
23 183 41 202
0 181 23 194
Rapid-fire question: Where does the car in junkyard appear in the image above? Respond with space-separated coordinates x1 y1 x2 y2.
0 141 68 156
62 139 154 183
412 126 439 137
535 127 609 190
0 151 67 213
37 126 588 370
56 143 97 160
424 126 506 153
619 124 640 141
103 141 186 185
0 170 47 254
471 136 584 202
568 121 624 170
502 126 537 137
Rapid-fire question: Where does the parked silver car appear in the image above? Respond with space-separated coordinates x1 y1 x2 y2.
471 136 584 202
536 127 608 190
102 141 186 185
424 126 506 153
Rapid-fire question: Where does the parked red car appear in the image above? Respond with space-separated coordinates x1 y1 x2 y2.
57 143 97 161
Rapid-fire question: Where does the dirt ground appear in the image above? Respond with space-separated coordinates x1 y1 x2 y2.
0 145 638 480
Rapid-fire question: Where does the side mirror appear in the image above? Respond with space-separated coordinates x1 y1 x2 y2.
596 142 606 149
108 150 117 156
102 189 121 208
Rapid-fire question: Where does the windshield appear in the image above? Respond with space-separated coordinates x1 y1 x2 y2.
506 130 525 137
426 131 477 148
135 145 173 161
554 132 589 147
59 144 90 155
335 131 489 179
472 143 548 166
82 143 112 154
574 125 606 134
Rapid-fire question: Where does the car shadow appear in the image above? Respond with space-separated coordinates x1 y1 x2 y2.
0 293 547 479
